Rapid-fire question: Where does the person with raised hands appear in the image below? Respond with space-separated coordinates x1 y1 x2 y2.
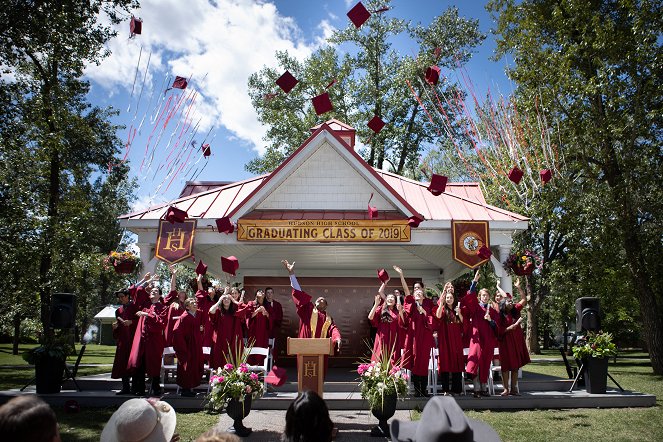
368 277 405 365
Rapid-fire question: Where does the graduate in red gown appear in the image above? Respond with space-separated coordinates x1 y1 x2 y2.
368 279 405 365
282 259 342 374
127 282 168 396
172 298 204 396
247 289 271 365
394 265 434 397
208 288 250 370
459 268 499 397
164 265 186 347
434 282 465 395
111 288 138 395
495 278 530 395
264 287 283 363
195 275 218 349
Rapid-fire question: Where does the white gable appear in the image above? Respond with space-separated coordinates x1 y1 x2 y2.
257 140 395 211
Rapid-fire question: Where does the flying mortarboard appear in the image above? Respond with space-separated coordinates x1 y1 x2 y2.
427 174 447 196
477 245 492 260
408 215 423 228
276 70 298 93
165 206 188 224
425 65 441 85
508 166 524 184
347 2 371 28
195 260 208 276
367 193 378 220
377 268 390 283
265 365 287 387
202 144 211 157
172 76 188 90
221 256 239 277
312 92 333 115
215 217 235 234
368 115 386 133
540 169 552 184
130 16 142 36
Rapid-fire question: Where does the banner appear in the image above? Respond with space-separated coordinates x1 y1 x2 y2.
237 219 410 242
156 219 196 264
451 220 490 269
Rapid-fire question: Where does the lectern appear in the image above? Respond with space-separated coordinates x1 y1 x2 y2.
287 337 334 397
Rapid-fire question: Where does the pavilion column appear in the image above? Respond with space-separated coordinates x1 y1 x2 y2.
136 242 158 275
498 245 513 295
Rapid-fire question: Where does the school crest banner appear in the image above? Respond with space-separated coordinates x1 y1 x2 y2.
451 220 490 269
156 219 196 264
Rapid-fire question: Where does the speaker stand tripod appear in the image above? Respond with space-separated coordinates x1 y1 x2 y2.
568 360 624 393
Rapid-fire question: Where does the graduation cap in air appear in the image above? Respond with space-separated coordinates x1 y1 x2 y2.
130 16 142 37
425 65 441 85
347 2 371 28
195 259 208 276
540 169 552 184
377 268 389 283
312 92 333 115
368 193 378 220
165 206 188 224
171 76 188 90
408 215 423 228
265 365 287 387
215 217 235 234
202 144 211 158
368 115 386 134
427 174 447 196
276 70 298 93
477 245 492 260
508 166 524 184
221 256 239 276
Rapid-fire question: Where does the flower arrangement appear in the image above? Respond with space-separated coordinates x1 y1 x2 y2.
503 250 541 276
103 251 140 274
357 350 409 411
207 345 264 412
572 331 618 360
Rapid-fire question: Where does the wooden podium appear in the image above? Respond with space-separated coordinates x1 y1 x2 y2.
287 337 334 397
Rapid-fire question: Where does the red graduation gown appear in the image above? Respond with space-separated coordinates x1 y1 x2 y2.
246 301 271 365
164 290 184 347
127 301 167 377
265 299 283 338
434 307 465 373
172 311 204 389
497 303 531 371
291 289 341 342
370 302 404 366
111 302 138 378
196 289 216 348
460 291 498 383
401 296 434 377
209 303 250 371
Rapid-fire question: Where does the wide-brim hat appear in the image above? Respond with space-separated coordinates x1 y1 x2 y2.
101 398 176 442
390 396 501 442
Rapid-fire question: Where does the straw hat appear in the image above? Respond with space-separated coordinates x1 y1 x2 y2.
101 398 176 442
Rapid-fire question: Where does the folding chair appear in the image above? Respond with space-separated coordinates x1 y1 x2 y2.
62 344 86 392
202 346 213 393
267 338 275 372
488 347 500 395
245 347 269 395
161 347 178 393
461 348 471 395
427 347 439 396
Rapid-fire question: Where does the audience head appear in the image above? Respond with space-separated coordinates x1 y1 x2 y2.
195 427 241 442
283 390 333 442
101 398 176 442
0 395 60 442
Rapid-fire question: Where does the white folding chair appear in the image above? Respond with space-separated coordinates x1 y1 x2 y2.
488 347 499 395
427 347 439 396
202 346 212 393
267 338 275 372
461 347 470 395
245 347 269 395
161 347 178 393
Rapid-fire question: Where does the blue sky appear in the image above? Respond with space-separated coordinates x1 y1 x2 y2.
85 0 513 211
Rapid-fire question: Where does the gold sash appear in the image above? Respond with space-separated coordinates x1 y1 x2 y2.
309 308 332 338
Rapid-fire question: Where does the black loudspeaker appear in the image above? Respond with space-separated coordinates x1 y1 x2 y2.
50 293 77 329
575 297 600 332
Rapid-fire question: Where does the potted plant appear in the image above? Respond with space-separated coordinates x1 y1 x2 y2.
23 331 74 394
104 250 140 274
503 250 542 276
206 345 264 437
572 331 618 394
357 349 409 437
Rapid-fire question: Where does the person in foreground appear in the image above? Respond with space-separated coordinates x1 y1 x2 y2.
390 395 501 441
0 395 61 442
101 397 180 442
282 390 333 442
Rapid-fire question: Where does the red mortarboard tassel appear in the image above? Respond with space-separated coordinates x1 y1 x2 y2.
195 260 208 276
408 215 423 228
165 206 188 224
477 245 492 260
367 193 378 220
172 76 188 90
425 65 441 85
540 169 552 184
427 174 447 196
377 268 389 283
215 217 234 234
508 166 524 184
202 144 211 157
347 2 371 28
312 92 333 115
367 115 386 133
130 16 142 37
221 256 239 276
276 70 298 93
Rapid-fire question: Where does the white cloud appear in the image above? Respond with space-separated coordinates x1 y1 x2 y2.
85 0 327 155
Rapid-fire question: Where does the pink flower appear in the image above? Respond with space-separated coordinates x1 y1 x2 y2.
239 366 249 373
217 375 224 383
245 386 252 393
401 373 409 381
224 363 234 371
210 375 219 384
250 372 259 381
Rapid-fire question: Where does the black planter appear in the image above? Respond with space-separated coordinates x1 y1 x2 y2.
35 355 65 394
225 395 252 437
584 357 609 394
370 394 398 437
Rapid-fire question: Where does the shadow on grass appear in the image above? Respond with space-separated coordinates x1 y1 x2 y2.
0 366 35 391
55 408 114 442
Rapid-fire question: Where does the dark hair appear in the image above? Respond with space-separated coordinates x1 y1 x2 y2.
499 300 519 321
283 390 333 442
0 395 58 442
115 288 130 297
265 287 274 293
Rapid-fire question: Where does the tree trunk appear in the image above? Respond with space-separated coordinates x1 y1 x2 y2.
12 313 21 355
525 276 542 354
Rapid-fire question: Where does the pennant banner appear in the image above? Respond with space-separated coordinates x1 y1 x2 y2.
156 219 196 264
451 220 490 269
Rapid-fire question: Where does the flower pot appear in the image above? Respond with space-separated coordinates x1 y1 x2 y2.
35 354 65 394
584 357 609 394
370 393 397 437
114 260 136 274
225 395 252 437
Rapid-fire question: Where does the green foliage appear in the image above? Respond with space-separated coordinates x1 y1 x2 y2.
572 331 618 360
21 329 75 364
357 343 409 410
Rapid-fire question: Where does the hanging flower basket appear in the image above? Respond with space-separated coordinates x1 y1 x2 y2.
113 260 136 274
103 251 140 274
503 250 541 276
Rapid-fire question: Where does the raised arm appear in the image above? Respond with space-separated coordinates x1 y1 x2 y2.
469 268 481 293
378 280 387 301
282 259 301 291
368 294 381 321
513 277 527 306
436 294 444 319
196 273 204 292
169 265 177 292
392 265 411 297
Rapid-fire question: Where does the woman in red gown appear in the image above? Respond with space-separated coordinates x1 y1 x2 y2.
247 289 271 365
208 289 250 370
368 279 405 365
495 278 530 395
195 275 218 350
164 266 186 347
172 298 204 396
434 282 465 395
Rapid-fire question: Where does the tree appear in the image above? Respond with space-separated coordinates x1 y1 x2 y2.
488 0 663 372
0 0 138 343
247 0 484 175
